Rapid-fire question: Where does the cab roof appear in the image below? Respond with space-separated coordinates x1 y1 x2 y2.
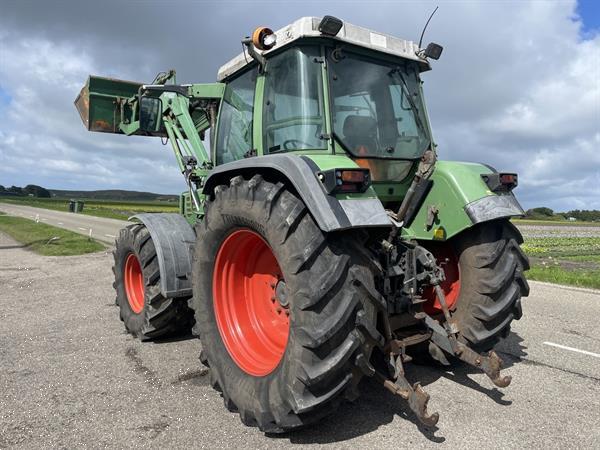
217 16 430 81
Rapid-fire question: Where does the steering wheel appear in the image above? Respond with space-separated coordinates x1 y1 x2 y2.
283 139 312 150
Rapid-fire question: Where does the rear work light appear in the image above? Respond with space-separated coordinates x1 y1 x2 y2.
319 168 371 194
481 172 518 192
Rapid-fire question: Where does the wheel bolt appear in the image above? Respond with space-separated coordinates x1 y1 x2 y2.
276 307 282 314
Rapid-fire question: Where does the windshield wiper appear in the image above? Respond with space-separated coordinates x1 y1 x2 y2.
388 68 428 137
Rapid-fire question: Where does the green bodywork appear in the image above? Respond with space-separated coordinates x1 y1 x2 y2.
401 161 498 240
301 155 503 240
75 37 520 242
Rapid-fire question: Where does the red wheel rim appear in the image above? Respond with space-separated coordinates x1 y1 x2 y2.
213 229 289 376
124 253 145 314
422 244 461 315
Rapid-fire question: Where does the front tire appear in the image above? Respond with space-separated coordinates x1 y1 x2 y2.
113 223 193 340
191 175 381 432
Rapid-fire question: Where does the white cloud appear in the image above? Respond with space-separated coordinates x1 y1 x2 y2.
0 34 182 194
0 0 598 212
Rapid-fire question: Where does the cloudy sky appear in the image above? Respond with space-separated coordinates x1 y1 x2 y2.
0 0 598 211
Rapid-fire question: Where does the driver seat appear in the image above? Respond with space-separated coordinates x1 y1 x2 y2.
342 115 378 156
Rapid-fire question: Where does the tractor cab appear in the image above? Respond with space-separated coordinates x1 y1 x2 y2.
214 16 439 181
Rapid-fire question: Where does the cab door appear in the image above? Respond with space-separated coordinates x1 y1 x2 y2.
213 68 258 165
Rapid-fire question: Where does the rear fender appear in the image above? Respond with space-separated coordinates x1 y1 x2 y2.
401 161 525 241
129 213 196 298
202 154 392 232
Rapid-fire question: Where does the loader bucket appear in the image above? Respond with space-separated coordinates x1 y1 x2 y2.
75 75 142 133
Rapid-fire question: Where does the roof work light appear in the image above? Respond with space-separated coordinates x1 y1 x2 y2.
318 15 343 36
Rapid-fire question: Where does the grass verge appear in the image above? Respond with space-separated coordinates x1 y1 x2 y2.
527 265 600 290
0 215 105 256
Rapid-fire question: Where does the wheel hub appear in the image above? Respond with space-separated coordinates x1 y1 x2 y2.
213 229 290 376
274 279 289 308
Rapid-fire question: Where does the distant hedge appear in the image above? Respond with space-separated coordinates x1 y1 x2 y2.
0 184 51 198
565 210 600 222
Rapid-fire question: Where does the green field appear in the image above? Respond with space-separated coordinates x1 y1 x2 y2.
0 215 105 256
0 196 178 220
522 235 600 289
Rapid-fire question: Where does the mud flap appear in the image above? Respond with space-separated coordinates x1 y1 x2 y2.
129 213 196 298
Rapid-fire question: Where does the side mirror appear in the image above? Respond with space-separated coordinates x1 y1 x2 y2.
423 42 443 60
139 96 162 132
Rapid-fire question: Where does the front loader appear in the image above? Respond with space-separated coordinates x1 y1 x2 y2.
75 16 529 431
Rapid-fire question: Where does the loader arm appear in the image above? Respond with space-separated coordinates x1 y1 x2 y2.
75 75 225 210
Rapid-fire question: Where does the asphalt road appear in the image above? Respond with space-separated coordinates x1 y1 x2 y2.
0 203 129 244
1 232 599 449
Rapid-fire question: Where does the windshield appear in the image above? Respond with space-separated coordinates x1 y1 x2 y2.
328 51 432 159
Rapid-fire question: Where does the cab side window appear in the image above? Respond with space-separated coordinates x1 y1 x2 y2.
262 46 326 153
215 69 256 165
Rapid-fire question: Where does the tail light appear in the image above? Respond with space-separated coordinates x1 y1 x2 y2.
319 168 371 194
481 172 518 192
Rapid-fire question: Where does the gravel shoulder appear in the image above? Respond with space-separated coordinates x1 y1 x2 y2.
1 231 599 449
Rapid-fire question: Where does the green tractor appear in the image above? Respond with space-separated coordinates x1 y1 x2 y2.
75 16 529 431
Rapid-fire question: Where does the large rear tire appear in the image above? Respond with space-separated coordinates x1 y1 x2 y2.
422 219 529 352
113 223 193 340
191 175 381 432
